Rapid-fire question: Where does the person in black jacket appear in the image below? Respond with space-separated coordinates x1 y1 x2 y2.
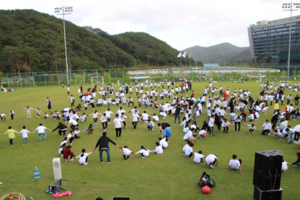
92 132 119 163
288 152 300 167
52 122 68 137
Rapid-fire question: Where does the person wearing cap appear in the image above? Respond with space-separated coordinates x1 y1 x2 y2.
92 132 119 163
226 154 243 174
257 119 273 135
153 142 163 154
31 123 52 142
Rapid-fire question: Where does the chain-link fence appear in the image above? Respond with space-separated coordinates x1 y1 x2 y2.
1 66 299 87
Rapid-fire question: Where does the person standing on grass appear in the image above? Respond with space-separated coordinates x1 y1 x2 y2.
129 110 139 129
9 110 15 120
208 115 215 136
89 110 102 123
67 86 70 97
226 154 243 174
31 123 52 142
18 126 31 145
92 132 119 163
47 97 52 112
257 119 273 135
0 126 18 146
114 114 123 140
174 104 183 125
23 105 34 118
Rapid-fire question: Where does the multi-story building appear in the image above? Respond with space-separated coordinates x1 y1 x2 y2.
248 16 300 64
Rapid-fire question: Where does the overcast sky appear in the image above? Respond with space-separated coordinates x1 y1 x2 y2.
2 0 300 50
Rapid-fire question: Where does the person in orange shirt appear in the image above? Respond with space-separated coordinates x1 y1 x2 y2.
223 91 228 99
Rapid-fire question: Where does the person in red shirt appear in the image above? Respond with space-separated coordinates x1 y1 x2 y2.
63 145 76 162
191 90 195 98
223 91 228 99
181 82 184 87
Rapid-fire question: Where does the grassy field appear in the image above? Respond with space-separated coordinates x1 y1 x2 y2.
0 81 299 200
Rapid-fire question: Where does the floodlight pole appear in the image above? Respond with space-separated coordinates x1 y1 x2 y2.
55 6 73 85
282 2 298 80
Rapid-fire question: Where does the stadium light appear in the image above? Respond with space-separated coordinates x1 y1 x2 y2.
54 6 73 85
282 2 298 80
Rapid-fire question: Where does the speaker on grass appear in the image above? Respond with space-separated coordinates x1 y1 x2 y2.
253 186 282 200
112 198 131 200
253 150 282 190
52 158 62 180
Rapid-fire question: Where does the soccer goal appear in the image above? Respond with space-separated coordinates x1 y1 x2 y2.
91 76 104 85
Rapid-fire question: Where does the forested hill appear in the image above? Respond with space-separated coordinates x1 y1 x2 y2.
87 27 186 66
0 9 181 73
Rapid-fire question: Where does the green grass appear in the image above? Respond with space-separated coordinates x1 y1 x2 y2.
0 82 299 200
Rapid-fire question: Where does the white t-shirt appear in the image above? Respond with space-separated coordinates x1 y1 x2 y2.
205 154 217 164
132 113 139 122
152 115 159 121
185 146 193 156
159 138 168 148
69 119 78 126
208 118 214 127
77 152 91 164
104 111 114 118
36 126 47 133
193 152 205 163
100 116 107 122
229 159 240 170
142 113 149 121
122 147 132 156
135 149 151 157
199 129 207 136
262 122 272 130
183 131 192 140
19 129 30 138
154 145 163 154
114 118 123 128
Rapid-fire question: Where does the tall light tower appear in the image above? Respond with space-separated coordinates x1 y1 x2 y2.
282 2 299 80
54 6 73 85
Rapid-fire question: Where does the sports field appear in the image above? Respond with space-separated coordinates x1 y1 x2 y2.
0 81 299 200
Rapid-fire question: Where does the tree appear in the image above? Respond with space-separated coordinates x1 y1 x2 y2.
197 61 203 66
209 70 218 80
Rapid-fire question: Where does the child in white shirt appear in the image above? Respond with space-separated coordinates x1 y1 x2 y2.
19 126 31 145
118 145 135 160
76 148 92 165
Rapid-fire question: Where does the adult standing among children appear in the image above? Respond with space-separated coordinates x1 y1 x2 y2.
47 97 52 112
31 123 52 142
174 104 183 125
92 132 119 163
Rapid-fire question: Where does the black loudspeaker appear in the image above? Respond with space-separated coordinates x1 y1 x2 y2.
253 150 282 190
112 198 131 200
253 186 282 200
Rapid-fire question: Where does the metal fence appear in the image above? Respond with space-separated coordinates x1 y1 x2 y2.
1 65 300 87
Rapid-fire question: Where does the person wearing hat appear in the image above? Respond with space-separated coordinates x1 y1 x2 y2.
226 154 243 174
